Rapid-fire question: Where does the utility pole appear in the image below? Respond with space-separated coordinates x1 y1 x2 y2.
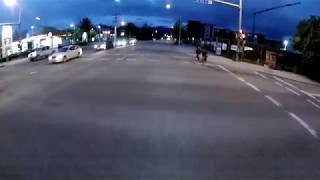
252 2 301 43
178 16 182 45
114 0 120 47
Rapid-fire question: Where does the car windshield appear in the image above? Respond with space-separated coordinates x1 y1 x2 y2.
1 0 320 179
59 47 69 52
32 48 42 52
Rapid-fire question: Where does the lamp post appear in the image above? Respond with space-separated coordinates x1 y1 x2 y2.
283 40 289 51
2 0 21 61
97 25 101 43
30 25 35 36
166 3 182 45
114 0 120 46
70 24 75 44
1 0 22 26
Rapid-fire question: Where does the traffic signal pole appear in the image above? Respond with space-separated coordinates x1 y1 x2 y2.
200 0 243 61
236 0 243 61
251 2 301 43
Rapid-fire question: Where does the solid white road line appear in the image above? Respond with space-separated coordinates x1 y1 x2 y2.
265 95 282 107
217 65 232 73
285 87 301 96
301 90 320 103
312 93 320 98
274 81 284 87
245 82 261 92
273 76 299 90
288 112 318 139
307 99 320 109
255 71 267 79
235 76 246 82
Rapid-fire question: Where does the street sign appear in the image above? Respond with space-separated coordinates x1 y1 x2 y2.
196 0 213 4
1 25 13 58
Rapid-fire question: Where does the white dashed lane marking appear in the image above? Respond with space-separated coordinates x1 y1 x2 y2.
245 82 261 92
126 58 137 61
149 59 160 62
288 112 318 139
218 65 261 92
30 72 38 75
265 95 282 107
216 65 319 139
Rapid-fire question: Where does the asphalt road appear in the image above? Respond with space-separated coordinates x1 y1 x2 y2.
0 41 320 180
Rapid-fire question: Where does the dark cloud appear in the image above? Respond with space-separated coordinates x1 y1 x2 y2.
1 0 319 39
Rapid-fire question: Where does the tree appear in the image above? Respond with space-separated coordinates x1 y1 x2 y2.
79 17 93 34
172 21 180 40
186 20 203 39
172 20 186 44
125 23 139 38
41 26 59 34
293 16 320 80
138 24 153 40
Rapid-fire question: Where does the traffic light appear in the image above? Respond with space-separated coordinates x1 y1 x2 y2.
239 30 246 40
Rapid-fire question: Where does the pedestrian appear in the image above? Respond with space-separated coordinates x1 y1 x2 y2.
202 49 208 62
195 46 202 61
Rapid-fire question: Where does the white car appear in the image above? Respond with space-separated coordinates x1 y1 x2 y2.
28 46 56 62
129 38 137 46
116 39 128 47
48 45 82 63
94 42 107 51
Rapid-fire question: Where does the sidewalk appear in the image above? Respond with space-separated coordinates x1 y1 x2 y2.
0 57 28 67
175 45 320 86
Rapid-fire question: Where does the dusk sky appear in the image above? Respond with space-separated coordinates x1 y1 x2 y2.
1 0 319 39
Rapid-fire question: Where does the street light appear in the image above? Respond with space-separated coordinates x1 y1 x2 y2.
1 0 21 26
165 3 182 45
97 25 102 42
31 25 35 36
165 3 171 9
114 0 121 46
121 21 125 26
2 0 19 62
35 17 41 21
283 40 289 51
3 0 17 7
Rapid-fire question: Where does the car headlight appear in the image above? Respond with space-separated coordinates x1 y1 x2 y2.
94 45 98 49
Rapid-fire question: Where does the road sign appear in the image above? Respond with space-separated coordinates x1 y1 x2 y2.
196 0 213 4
